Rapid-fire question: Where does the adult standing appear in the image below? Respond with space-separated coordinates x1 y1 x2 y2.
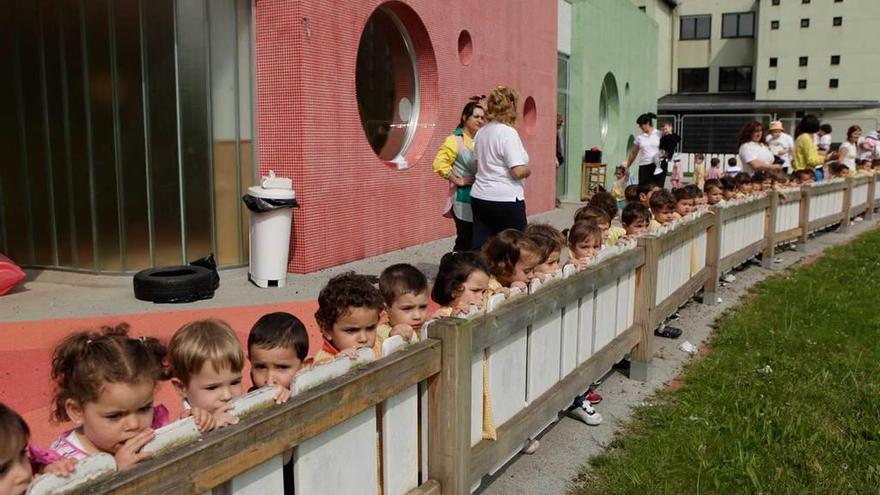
737 121 781 175
470 85 531 250
433 101 486 251
837 125 862 171
792 114 829 179
626 113 664 187
765 120 795 172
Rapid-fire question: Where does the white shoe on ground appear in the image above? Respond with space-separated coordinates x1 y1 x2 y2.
569 403 603 426
521 438 540 454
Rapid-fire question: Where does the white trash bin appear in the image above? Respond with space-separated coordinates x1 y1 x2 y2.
245 172 297 288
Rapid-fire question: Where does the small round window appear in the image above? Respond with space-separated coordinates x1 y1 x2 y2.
356 7 419 167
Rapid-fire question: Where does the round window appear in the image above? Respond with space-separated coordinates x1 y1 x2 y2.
599 73 620 150
356 7 419 166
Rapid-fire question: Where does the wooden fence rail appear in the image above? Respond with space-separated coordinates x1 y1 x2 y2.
52 178 876 495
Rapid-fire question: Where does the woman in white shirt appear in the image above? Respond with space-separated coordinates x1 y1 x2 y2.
737 121 782 175
470 86 531 249
837 125 862 171
626 113 663 187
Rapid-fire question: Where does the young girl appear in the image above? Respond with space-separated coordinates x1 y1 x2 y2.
706 157 723 180
431 251 491 318
670 154 683 189
313 272 386 363
704 179 724 205
565 222 604 270
693 153 706 189
611 164 629 211
482 229 541 293
1 404 35 495
574 206 613 245
524 223 566 278
47 324 168 470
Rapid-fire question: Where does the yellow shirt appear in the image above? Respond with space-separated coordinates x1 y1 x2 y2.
432 133 475 178
607 225 627 246
649 219 662 232
792 133 824 171
376 323 421 342
694 162 706 188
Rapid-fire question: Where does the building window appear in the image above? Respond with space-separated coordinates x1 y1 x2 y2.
771 20 780 29
719 66 753 92
831 55 841 65
829 78 839 88
557 53 570 195
639 6 646 12
722 12 755 38
799 56 808 67
768 80 777 90
680 15 711 40
356 7 419 165
769 57 778 67
678 68 710 93
772 0 780 4
801 18 810 28
798 79 807 89
802 0 810 3
833 17 843 26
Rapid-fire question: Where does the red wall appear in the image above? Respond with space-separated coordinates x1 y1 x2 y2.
255 0 558 273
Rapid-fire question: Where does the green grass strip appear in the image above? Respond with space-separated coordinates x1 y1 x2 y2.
574 229 880 494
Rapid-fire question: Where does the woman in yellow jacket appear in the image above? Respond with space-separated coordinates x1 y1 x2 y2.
432 101 486 251
792 114 832 180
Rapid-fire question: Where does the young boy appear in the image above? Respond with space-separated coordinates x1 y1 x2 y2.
792 168 815 185
637 183 662 208
588 191 627 245
170 319 290 429
704 179 724 205
720 176 738 200
657 121 681 176
734 174 752 197
377 263 429 343
648 189 677 230
726 157 741 176
314 272 385 364
248 312 312 390
624 184 640 205
672 187 698 219
621 203 651 237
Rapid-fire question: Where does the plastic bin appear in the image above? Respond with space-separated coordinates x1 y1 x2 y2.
243 172 298 288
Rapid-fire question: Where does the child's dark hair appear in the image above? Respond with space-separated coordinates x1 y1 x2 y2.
793 169 814 182
674 186 699 202
588 191 619 219
624 184 639 203
482 229 540 283
752 170 768 183
727 157 738 167
51 323 167 423
819 123 832 134
649 189 676 211
378 264 428 306
828 161 847 177
564 221 603 247
735 173 752 186
637 182 660 200
315 272 384 332
622 203 651 227
248 312 309 361
0 403 29 467
574 205 611 225
767 169 788 184
704 178 723 192
685 184 702 197
524 224 565 263
720 176 737 191
710 157 720 167
636 112 656 126
432 251 489 306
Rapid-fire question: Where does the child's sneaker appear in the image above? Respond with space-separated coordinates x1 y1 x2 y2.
585 390 603 405
721 273 736 283
521 438 540 455
654 324 682 339
569 402 602 426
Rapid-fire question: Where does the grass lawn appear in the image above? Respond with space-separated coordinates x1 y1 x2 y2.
574 229 880 494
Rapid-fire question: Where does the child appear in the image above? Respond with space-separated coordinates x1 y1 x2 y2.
720 176 738 200
587 192 628 245
611 164 628 210
624 184 639 205
248 312 312 391
564 222 604 270
649 189 677 228
47 324 168 469
431 251 490 318
670 153 683 189
734 174 752 197
672 187 697 219
693 153 706 189
691 185 708 210
574 205 613 244
1 404 34 495
314 272 386 363
637 183 661 207
751 171 771 192
792 168 815 185
726 157 741 176
377 264 429 342
828 161 849 179
657 121 680 177
706 157 723 180
704 179 724 205
621 203 651 237
482 229 541 292
525 224 566 278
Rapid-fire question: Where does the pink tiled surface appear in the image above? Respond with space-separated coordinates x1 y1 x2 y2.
255 0 558 273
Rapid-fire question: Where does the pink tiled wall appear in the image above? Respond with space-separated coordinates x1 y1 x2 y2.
255 0 558 273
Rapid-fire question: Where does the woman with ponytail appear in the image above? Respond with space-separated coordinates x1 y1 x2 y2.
626 113 664 187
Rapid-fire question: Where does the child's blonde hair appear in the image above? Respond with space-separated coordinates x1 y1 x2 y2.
524 224 565 263
482 229 540 285
0 403 29 467
485 86 519 126
51 324 167 422
169 319 244 385
564 221 603 248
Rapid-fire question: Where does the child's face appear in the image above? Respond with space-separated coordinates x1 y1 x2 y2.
324 307 380 352
571 238 602 260
624 218 648 237
639 187 660 206
654 207 676 224
387 291 430 332
762 180 772 190
534 250 561 275
509 249 541 284
706 187 724 205
598 222 611 241
453 270 489 308
675 199 694 216
177 362 243 414
660 123 672 135
723 188 736 200
0 443 33 495
67 380 156 455
696 196 707 208
615 169 625 179
249 345 306 389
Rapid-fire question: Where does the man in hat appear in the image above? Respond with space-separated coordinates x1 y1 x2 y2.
765 120 795 173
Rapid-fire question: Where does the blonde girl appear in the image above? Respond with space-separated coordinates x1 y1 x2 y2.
565 222 604 270
481 229 541 293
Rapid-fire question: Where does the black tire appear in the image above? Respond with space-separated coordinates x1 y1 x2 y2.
133 265 216 303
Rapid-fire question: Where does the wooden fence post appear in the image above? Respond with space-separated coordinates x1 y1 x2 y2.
762 191 778 268
703 207 722 305
427 319 472 495
631 237 659 382
798 186 810 249
840 177 852 234
867 176 875 220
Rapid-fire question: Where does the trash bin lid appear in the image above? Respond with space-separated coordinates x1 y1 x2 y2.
247 185 296 200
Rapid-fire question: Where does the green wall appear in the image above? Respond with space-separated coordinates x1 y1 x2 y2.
562 0 658 201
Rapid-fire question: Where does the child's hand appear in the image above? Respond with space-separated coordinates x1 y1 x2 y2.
42 457 77 476
183 407 217 433
212 403 239 428
338 347 361 360
389 324 415 342
271 384 291 405
115 429 155 470
573 257 590 271
510 281 527 291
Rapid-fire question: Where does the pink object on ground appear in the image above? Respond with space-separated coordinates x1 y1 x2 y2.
0 254 26 296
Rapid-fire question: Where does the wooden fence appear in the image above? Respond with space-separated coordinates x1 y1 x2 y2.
53 177 876 495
